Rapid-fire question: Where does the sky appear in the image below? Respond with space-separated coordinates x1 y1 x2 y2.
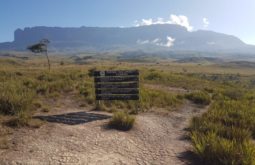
1 0 255 44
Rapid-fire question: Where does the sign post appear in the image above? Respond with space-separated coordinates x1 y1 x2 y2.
94 70 140 112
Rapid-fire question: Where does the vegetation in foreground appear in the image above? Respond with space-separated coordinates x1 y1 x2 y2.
190 98 255 165
1 55 255 164
185 91 211 105
108 111 135 131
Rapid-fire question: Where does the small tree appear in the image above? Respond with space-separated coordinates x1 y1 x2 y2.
27 39 51 71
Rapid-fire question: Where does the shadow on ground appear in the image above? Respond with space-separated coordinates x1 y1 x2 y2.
35 111 111 125
177 127 203 164
177 151 203 165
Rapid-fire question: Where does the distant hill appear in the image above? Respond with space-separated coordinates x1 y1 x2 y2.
220 61 255 68
175 57 223 64
0 24 255 54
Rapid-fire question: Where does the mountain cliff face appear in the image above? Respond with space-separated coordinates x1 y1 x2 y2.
0 24 253 53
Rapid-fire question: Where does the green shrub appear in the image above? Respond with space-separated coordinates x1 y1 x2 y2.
79 82 95 105
0 83 34 115
204 87 214 93
140 87 182 110
37 73 54 82
223 89 244 100
36 84 48 94
144 71 163 81
190 100 255 164
185 91 211 105
79 87 90 96
6 111 43 128
191 132 255 165
33 100 42 109
23 79 36 88
108 111 135 131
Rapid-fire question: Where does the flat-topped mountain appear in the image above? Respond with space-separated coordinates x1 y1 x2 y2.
0 24 254 54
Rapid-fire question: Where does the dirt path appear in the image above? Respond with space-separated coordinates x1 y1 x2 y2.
0 96 208 165
144 84 190 94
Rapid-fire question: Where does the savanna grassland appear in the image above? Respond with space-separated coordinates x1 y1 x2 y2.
0 54 255 164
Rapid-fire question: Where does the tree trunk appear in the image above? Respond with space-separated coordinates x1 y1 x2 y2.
45 50 51 71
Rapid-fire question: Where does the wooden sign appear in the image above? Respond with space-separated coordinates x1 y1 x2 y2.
94 76 138 83
95 82 139 89
96 88 139 95
96 95 139 100
94 70 139 100
94 70 139 77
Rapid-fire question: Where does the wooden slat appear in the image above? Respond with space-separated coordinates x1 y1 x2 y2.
96 95 139 100
94 70 139 77
94 76 138 83
96 88 138 95
95 82 139 89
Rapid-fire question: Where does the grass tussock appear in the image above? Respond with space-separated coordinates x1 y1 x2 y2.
0 82 34 115
6 113 43 128
190 100 255 165
140 87 183 110
108 111 135 131
185 91 211 105
191 132 255 165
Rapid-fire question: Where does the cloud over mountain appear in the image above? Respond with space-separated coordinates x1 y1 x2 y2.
137 36 175 48
135 14 193 31
203 18 210 28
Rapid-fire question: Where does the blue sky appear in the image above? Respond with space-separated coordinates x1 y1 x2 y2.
1 0 255 44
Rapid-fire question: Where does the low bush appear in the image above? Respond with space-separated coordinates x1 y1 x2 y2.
191 132 255 165
190 100 255 164
108 111 135 131
222 89 244 100
144 71 164 81
79 82 95 105
185 91 211 105
140 87 183 110
6 115 43 128
0 83 34 115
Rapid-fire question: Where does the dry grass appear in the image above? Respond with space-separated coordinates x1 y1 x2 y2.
108 111 135 131
1 54 255 164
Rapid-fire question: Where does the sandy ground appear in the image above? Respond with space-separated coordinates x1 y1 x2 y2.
144 84 190 94
0 88 208 165
0 106 207 164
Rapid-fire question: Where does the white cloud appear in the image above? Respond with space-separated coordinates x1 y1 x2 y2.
135 14 193 32
165 36 175 47
136 39 150 44
141 19 153 26
203 18 210 28
137 36 175 48
152 38 161 43
169 15 193 31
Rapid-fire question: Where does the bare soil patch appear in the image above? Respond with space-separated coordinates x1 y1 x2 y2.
144 84 190 94
0 97 208 165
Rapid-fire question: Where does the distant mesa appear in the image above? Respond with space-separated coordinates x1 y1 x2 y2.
0 24 254 54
